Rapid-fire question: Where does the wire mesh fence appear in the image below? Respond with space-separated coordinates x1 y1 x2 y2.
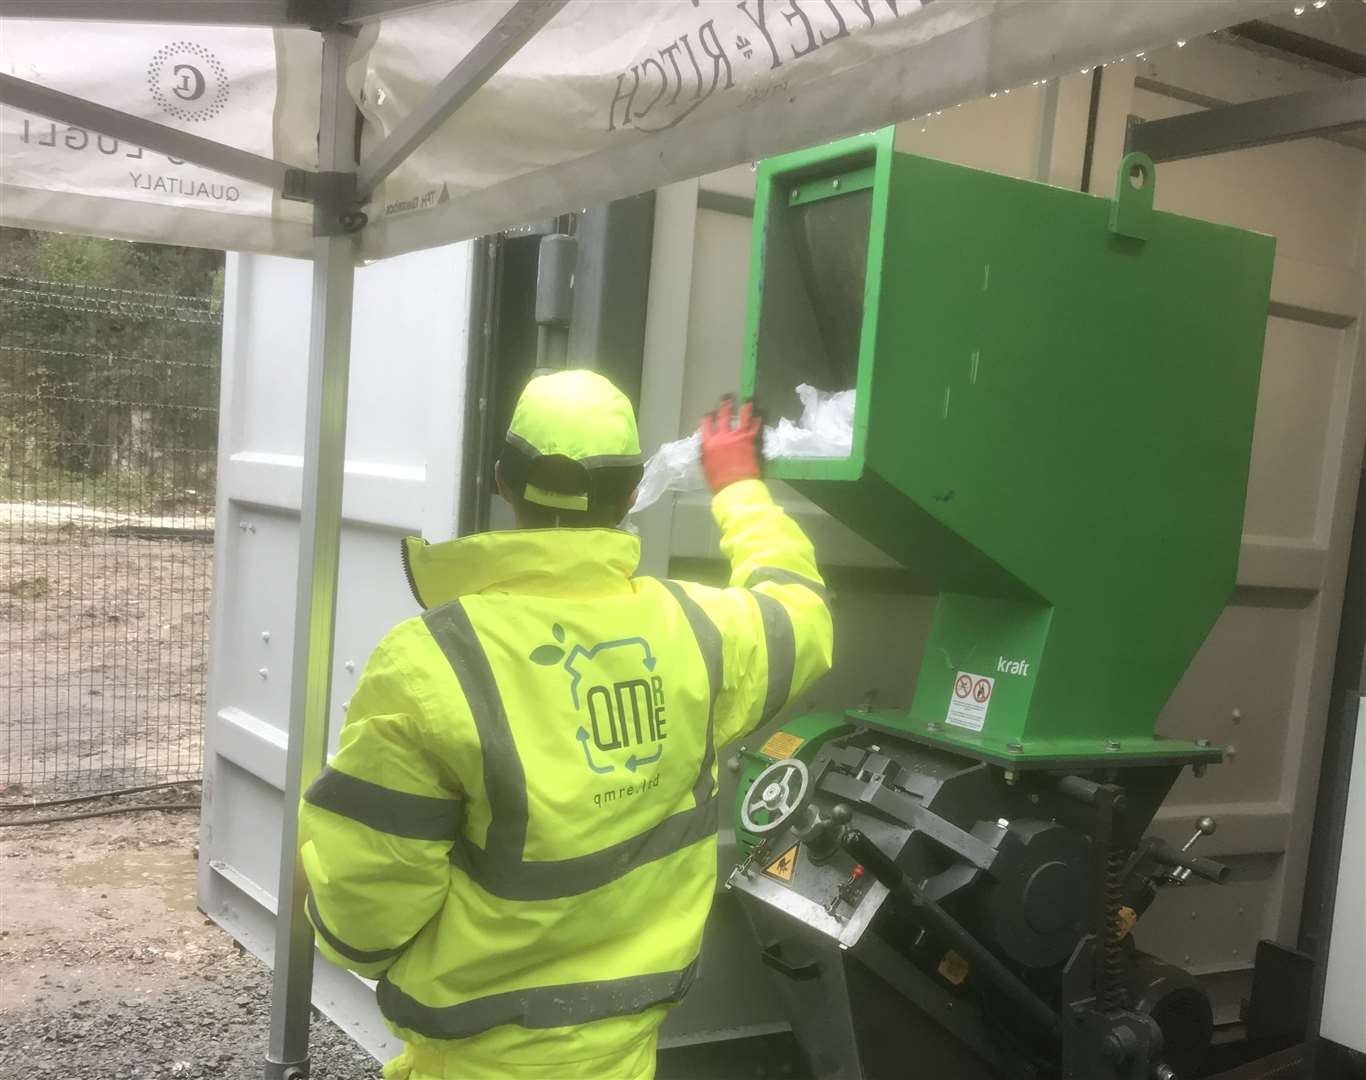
1 267 222 801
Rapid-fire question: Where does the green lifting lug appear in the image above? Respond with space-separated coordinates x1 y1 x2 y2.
1110 152 1156 241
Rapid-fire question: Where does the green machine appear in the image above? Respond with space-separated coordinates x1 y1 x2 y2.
726 128 1275 1080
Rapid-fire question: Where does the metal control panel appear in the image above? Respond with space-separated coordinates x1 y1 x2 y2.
727 748 909 950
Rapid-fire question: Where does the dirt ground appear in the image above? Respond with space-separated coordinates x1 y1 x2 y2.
1 512 212 802
0 791 382 1079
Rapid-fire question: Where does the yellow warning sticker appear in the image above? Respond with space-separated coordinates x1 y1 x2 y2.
938 949 970 986
1116 905 1138 939
763 842 800 883
760 731 805 760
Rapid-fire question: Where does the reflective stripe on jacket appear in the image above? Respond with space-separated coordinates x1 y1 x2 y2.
298 479 833 1077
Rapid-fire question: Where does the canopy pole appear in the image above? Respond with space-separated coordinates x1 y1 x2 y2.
265 26 360 1080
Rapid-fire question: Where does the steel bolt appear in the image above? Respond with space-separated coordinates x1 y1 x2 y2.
1006 740 1024 752
260 631 270 643
832 178 841 190
1231 707 1242 724
258 668 268 679
727 756 741 774
344 659 355 673
1154 1066 1176 1080
1196 738 1211 748
1105 739 1121 751
927 720 942 732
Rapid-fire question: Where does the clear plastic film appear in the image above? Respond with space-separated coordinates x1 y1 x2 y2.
629 385 855 517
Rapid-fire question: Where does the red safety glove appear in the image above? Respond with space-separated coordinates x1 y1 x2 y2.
699 396 763 493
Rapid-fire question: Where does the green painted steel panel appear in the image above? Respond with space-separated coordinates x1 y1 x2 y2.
742 129 1276 767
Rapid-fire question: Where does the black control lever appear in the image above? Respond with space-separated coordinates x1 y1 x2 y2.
1147 837 1229 884
841 829 1062 1045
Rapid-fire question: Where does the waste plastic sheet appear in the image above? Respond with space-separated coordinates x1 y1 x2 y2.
632 384 855 515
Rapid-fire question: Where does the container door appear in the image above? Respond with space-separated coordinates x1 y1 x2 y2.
197 245 472 1055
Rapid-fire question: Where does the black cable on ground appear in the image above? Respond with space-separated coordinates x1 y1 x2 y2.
0 802 201 827
0 779 201 811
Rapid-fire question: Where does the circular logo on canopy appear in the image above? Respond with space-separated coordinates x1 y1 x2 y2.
147 42 229 123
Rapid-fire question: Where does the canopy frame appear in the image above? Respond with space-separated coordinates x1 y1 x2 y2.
0 0 459 28
356 0 564 198
0 4 549 1075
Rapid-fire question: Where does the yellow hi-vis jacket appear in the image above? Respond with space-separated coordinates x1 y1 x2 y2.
298 479 833 1080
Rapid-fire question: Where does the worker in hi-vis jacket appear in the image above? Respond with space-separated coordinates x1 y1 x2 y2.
298 369 833 1079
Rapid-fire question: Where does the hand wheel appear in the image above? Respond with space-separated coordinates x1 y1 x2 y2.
740 758 811 836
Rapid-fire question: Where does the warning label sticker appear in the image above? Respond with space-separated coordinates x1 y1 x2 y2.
763 842 800 883
946 671 993 732
760 731 805 760
938 949 970 986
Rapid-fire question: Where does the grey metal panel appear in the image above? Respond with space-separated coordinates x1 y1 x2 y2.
567 192 655 405
634 181 699 579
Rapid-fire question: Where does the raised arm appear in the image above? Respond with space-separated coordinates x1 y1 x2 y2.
679 397 834 747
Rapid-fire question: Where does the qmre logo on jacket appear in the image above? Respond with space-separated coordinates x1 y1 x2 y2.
530 624 667 778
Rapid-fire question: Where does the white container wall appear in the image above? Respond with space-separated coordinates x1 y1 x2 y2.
197 244 473 1057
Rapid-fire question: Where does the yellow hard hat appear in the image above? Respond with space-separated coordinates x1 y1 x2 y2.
503 370 641 512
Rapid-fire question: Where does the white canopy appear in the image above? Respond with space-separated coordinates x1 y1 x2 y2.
0 1 1284 1072
3 0 1277 259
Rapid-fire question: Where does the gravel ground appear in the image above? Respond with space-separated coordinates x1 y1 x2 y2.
0 795 381 1079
